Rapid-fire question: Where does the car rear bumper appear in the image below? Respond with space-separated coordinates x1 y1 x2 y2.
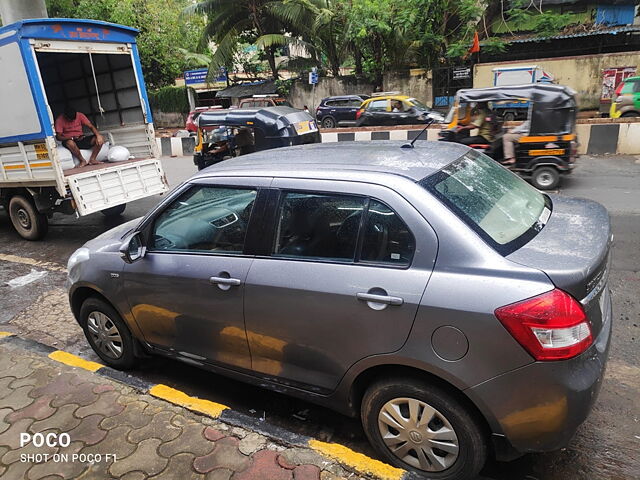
468 288 612 456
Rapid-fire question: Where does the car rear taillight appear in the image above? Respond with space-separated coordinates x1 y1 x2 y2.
495 289 592 361
356 108 364 120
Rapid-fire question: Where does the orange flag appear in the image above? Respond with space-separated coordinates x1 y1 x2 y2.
469 31 480 54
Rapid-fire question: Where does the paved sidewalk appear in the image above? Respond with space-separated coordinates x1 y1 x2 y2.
0 340 368 480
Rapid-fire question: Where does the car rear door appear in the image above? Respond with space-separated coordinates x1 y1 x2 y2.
122 177 270 370
242 179 438 392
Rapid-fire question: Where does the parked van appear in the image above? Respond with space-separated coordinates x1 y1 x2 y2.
0 19 168 240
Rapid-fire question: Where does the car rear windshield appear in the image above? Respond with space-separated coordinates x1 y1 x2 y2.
420 150 551 255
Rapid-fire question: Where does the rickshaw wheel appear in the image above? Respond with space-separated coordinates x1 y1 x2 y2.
531 166 560 190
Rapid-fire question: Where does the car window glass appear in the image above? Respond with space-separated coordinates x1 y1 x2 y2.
274 192 366 261
360 200 415 266
622 83 634 94
349 99 363 107
152 186 257 254
634 81 640 93
368 100 388 112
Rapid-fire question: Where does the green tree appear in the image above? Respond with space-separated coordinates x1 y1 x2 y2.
185 0 286 79
46 0 204 88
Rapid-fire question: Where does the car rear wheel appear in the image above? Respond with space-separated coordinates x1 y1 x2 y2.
621 112 639 118
80 297 137 370
361 378 487 480
531 166 560 190
321 116 336 129
8 195 48 240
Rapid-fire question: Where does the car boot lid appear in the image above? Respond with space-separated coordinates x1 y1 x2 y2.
507 195 611 303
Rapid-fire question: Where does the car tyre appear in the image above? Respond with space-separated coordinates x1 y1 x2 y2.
531 166 560 190
621 112 639 118
8 195 48 240
321 116 336 129
101 204 126 217
80 297 138 370
361 378 487 480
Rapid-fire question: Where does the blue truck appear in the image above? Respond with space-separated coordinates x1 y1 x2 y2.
491 65 554 121
0 18 168 239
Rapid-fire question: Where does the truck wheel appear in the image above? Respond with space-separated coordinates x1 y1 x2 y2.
8 195 48 240
101 204 126 217
502 112 516 122
531 166 560 190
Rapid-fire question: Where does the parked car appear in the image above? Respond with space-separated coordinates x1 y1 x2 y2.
185 106 224 133
610 76 640 118
356 93 445 126
238 95 293 108
68 141 612 480
316 94 370 128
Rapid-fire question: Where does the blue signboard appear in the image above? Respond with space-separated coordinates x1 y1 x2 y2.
184 68 227 85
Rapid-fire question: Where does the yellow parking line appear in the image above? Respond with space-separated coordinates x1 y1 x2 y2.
0 253 66 272
150 384 229 418
308 439 405 480
48 350 104 372
0 331 15 338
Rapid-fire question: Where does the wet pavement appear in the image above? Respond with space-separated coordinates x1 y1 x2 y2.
0 154 639 479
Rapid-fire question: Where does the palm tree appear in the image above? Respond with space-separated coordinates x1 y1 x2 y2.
184 0 285 79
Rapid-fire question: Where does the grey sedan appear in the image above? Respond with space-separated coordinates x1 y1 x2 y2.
67 141 612 480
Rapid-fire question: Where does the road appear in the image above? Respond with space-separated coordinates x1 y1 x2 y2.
0 153 638 480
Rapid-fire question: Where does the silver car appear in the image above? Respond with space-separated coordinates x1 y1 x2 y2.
67 142 612 480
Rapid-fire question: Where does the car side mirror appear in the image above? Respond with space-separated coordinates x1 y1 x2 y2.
119 232 146 264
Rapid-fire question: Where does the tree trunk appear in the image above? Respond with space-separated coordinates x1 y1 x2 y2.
354 48 363 76
267 47 279 79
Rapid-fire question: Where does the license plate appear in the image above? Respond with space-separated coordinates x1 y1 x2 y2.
294 120 318 134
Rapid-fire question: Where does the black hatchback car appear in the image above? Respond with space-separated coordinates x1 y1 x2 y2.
316 94 370 128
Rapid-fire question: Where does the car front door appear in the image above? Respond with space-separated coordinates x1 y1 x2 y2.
122 178 269 369
243 179 438 392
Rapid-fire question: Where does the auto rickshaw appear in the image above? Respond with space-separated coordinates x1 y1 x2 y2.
440 84 579 190
194 106 320 170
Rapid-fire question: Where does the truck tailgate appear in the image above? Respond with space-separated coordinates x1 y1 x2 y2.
67 159 168 216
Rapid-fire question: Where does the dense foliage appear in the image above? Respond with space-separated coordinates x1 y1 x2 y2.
46 0 205 88
148 86 191 114
187 0 541 86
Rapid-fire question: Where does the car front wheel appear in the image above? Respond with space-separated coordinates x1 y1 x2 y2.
361 378 487 480
80 297 138 370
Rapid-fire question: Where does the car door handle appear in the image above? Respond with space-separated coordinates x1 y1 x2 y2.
209 276 241 287
356 292 403 306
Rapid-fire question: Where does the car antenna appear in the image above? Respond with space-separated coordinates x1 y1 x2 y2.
401 119 434 149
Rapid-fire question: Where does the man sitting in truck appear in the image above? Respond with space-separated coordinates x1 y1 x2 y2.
55 106 105 167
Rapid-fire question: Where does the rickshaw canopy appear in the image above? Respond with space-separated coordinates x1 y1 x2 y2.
197 106 318 139
453 84 577 135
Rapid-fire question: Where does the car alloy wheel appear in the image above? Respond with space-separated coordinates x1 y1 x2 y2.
86 311 124 359
378 397 459 472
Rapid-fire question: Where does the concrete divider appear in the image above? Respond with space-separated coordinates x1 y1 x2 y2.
320 120 640 155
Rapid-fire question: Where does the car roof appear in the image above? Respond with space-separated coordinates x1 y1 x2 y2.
193 141 469 182
362 95 411 104
322 95 366 101
624 76 640 82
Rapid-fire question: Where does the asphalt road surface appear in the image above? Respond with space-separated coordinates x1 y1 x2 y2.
1 153 638 480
